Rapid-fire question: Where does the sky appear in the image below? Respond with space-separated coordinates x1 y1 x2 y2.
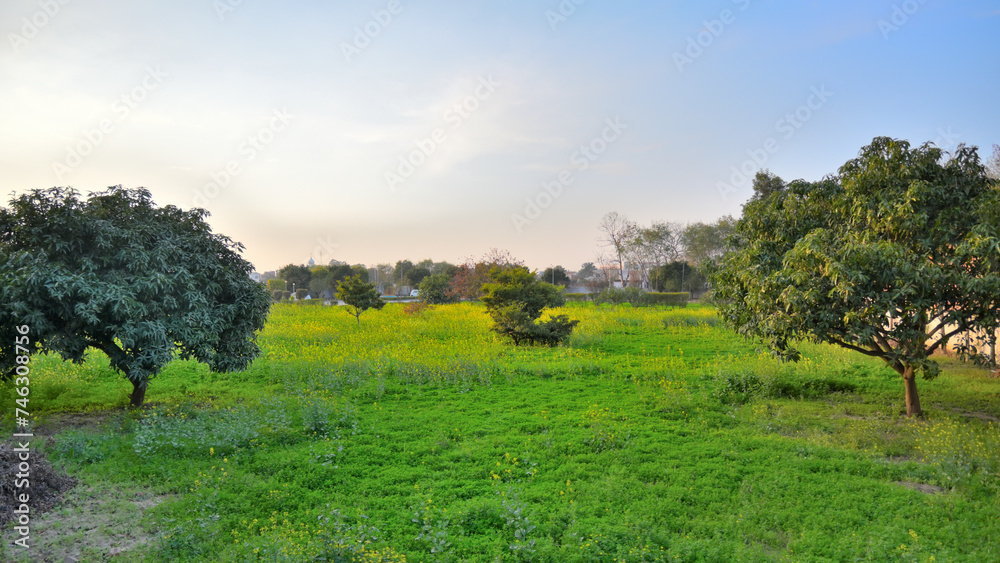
2 0 998 273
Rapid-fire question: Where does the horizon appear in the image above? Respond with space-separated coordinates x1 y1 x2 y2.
3 1 998 273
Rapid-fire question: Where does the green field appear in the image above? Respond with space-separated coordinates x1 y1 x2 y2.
3 302 1000 562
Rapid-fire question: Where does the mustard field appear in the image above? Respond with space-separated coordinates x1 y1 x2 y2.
3 302 1000 562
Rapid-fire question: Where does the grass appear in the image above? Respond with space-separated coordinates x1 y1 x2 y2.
2 302 999 561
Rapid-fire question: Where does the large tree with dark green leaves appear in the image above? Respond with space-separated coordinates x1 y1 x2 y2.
708 137 1000 417
0 186 272 407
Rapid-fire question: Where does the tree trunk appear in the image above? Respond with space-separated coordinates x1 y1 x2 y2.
902 365 922 418
130 379 147 408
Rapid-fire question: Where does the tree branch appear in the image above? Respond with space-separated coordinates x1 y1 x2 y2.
827 337 885 359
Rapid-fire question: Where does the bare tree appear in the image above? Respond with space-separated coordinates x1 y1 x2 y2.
598 212 638 287
987 144 1000 180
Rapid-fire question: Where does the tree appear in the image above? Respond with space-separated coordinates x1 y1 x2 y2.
278 264 311 294
986 144 1000 180
598 212 638 287
573 262 603 291
419 273 458 304
749 169 786 202
393 260 414 285
681 216 735 267
405 266 431 288
308 266 332 297
708 137 1000 417
0 186 271 407
481 267 578 346
447 249 524 301
350 264 370 283
540 266 571 287
650 261 705 293
336 275 385 325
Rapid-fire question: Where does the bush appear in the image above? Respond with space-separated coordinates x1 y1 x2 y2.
282 290 292 301
295 288 309 300
564 293 593 302
712 368 857 405
267 279 287 292
592 288 688 307
403 301 433 316
482 267 578 346
271 290 284 301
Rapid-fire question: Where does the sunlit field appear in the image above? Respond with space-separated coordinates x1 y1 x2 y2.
3 302 999 562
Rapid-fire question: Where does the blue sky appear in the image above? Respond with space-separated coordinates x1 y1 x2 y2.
2 0 997 272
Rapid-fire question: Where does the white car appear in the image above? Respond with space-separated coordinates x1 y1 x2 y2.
410 289 420 297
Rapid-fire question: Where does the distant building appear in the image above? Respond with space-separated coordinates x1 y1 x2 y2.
250 272 263 283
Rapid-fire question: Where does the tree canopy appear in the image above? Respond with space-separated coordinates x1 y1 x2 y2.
336 274 385 325
481 267 578 346
0 186 271 406
708 137 1000 417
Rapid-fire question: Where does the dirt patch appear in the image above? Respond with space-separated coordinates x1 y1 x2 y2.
896 480 945 495
946 407 1000 423
2 478 173 561
0 444 77 526
32 412 116 439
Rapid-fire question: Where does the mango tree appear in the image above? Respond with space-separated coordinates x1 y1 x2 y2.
0 186 271 407
709 137 1000 417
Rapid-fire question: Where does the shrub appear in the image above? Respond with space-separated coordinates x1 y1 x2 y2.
712 368 857 405
271 290 284 301
281 290 292 301
267 279 287 292
295 288 309 300
564 293 592 302
403 301 433 316
481 267 579 346
592 288 688 307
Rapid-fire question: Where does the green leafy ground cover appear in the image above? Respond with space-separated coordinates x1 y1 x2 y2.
2 303 999 562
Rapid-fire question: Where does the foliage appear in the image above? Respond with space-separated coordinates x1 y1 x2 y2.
681 215 736 267
5 303 1000 561
709 137 1000 417
590 288 687 307
405 266 431 288
266 278 286 292
418 273 457 305
336 275 385 325
278 264 311 293
539 265 571 287
0 186 271 406
447 248 524 301
481 267 578 346
650 260 705 294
